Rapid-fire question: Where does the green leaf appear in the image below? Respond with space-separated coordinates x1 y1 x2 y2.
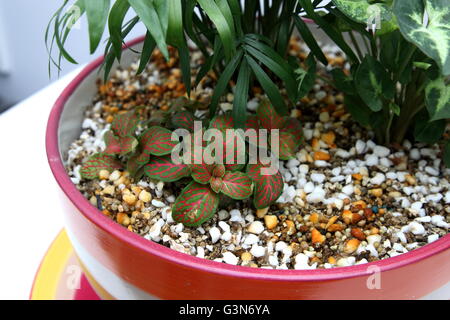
233 59 250 129
197 0 236 60
111 111 138 137
144 155 191 182
172 111 195 131
137 31 156 74
190 163 214 184
140 126 177 156
246 55 288 116
127 151 150 177
104 131 138 156
425 77 450 121
80 153 122 180
108 0 130 60
344 94 372 126
389 103 401 116
332 0 398 34
414 110 446 144
85 0 110 54
355 55 395 112
247 162 284 209
293 15 328 65
394 0 450 76
220 172 253 200
209 50 244 118
210 177 224 193
299 0 358 63
281 117 303 142
296 54 317 100
128 0 169 59
444 141 450 168
330 68 355 95
256 98 285 130
209 113 234 131
172 182 220 226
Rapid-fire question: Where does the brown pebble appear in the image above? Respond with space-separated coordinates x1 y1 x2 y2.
344 239 360 254
311 228 326 244
351 228 366 240
264 215 278 230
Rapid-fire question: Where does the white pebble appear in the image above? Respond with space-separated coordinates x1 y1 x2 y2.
427 234 439 243
299 164 309 174
366 234 381 246
218 221 231 233
365 155 379 166
229 209 243 222
244 234 259 245
247 221 265 234
209 227 221 243
342 184 354 196
275 241 288 252
431 215 449 228
407 221 426 235
222 252 239 265
311 173 326 183
306 186 326 203
355 140 367 154
409 148 420 160
373 145 390 157
151 199 165 208
370 173 385 185
304 182 315 194
250 244 266 258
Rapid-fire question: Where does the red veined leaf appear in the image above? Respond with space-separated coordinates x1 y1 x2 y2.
222 131 246 171
282 117 303 141
190 162 214 184
172 111 195 132
210 177 224 193
277 131 300 160
209 113 234 131
140 126 177 156
111 111 139 137
126 151 150 177
245 115 260 131
247 162 283 209
211 164 225 178
104 131 122 155
119 136 138 155
256 98 285 130
172 182 220 227
144 155 191 182
80 153 122 180
221 171 253 200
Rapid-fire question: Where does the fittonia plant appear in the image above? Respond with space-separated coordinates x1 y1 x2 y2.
80 100 302 226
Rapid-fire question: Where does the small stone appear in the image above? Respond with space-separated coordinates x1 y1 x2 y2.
117 213 130 226
244 234 259 245
98 169 110 180
264 215 279 230
344 239 360 254
218 209 230 220
247 221 265 234
405 174 416 185
365 155 379 166
222 252 239 265
314 151 330 161
319 111 330 122
311 173 326 183
311 228 325 244
241 252 252 262
209 227 221 243
366 234 382 246
250 245 266 258
218 221 231 233
138 190 152 203
304 182 315 194
342 185 354 196
369 188 383 197
351 228 366 241
256 207 269 218
102 185 115 196
370 173 385 185
427 234 439 243
151 199 165 208
355 140 367 154
425 166 439 176
123 194 137 206
109 170 121 182
229 209 243 222
408 221 426 235
409 149 420 160
306 187 326 203
373 145 390 157
321 131 336 145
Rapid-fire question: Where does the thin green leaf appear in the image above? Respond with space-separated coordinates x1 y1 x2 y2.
85 0 110 54
137 31 156 74
108 0 130 60
294 15 328 65
233 59 251 129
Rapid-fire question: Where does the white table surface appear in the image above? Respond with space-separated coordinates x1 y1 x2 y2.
0 66 448 300
0 67 83 300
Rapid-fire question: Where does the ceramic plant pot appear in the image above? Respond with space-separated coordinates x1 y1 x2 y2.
46 36 450 300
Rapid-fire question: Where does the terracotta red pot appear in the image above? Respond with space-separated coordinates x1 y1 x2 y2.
46 36 450 300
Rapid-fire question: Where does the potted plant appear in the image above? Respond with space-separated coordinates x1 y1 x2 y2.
46 0 449 299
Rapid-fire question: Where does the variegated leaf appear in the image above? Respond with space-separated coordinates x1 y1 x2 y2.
394 0 450 76
127 151 150 177
209 113 234 131
220 171 253 200
104 131 122 155
210 177 224 193
190 162 214 184
144 155 191 182
256 98 285 130
277 132 300 160
119 136 138 155
211 164 226 178
172 111 195 131
140 126 177 156
172 182 220 227
332 0 398 35
281 117 303 141
111 111 139 137
425 77 450 121
80 153 122 180
247 162 284 209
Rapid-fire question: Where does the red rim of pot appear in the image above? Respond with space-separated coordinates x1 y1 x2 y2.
46 35 450 283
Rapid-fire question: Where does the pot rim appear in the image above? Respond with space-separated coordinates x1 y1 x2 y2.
46 35 450 282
